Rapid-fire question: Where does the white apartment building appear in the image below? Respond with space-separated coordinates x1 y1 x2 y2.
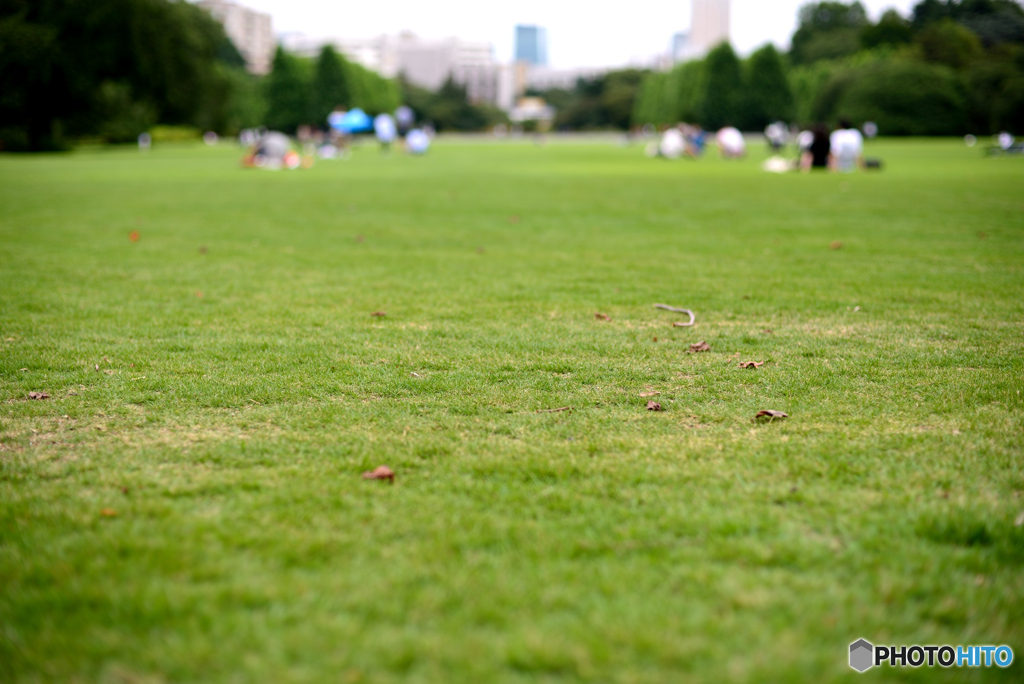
197 0 274 75
685 0 731 59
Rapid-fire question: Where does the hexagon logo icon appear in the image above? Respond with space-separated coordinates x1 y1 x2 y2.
849 639 874 672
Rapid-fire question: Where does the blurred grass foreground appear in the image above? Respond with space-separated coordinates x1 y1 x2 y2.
0 138 1023 682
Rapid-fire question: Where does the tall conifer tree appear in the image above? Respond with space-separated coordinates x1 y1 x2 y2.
264 46 309 132
701 43 743 130
313 45 351 124
741 44 794 130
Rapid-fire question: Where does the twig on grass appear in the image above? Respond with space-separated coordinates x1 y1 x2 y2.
537 407 572 413
653 304 695 326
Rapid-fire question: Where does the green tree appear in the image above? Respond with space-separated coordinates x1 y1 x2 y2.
741 44 794 129
790 2 870 64
861 9 914 48
601 69 647 129
347 60 400 115
0 0 253 150
913 0 1024 46
671 60 707 122
313 45 351 124
409 77 502 131
967 47 1024 131
212 64 265 133
916 19 984 68
701 43 743 129
816 60 969 134
264 46 310 133
632 72 667 125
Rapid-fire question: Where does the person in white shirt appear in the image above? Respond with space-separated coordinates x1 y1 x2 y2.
830 119 864 172
716 126 746 158
405 128 430 155
659 126 686 159
373 113 397 154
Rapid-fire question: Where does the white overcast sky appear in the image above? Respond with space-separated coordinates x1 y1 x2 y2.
218 0 919 68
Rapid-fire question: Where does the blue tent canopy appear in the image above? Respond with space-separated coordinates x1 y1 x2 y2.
334 108 372 134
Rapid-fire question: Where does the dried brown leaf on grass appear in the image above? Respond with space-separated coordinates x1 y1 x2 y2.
830 241 843 250
362 466 395 482
370 311 387 317
537 406 572 413
28 392 49 400
738 361 764 369
755 410 788 421
100 508 118 517
509 215 520 224
639 391 660 397
688 341 711 353
199 246 208 254
646 401 663 411
595 313 611 321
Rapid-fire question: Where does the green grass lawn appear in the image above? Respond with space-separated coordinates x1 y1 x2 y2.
1 137 1022 683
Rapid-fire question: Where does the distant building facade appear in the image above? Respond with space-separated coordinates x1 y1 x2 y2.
525 66 606 92
197 0 274 74
686 0 730 59
671 32 689 63
514 25 548 66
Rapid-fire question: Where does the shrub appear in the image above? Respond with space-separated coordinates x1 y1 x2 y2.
830 60 969 135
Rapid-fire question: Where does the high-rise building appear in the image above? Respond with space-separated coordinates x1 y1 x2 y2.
198 0 274 74
671 32 689 63
514 25 548 66
687 0 730 58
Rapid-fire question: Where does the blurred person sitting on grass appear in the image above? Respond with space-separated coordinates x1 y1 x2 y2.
241 131 300 170
716 126 746 158
830 119 864 172
659 126 686 159
683 123 707 158
405 128 431 155
374 112 397 155
801 123 831 172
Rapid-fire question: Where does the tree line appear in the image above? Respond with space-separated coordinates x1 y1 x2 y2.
0 0 510 150
0 0 406 150
263 48 508 133
0 0 262 150
263 45 401 132
3 0 1021 150
633 0 1024 135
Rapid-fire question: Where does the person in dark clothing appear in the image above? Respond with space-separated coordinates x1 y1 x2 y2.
801 123 831 171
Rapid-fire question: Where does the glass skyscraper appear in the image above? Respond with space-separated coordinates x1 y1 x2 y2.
514 25 548 66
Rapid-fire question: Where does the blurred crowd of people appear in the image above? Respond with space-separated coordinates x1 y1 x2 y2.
644 123 756 162
647 119 873 173
239 104 432 170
